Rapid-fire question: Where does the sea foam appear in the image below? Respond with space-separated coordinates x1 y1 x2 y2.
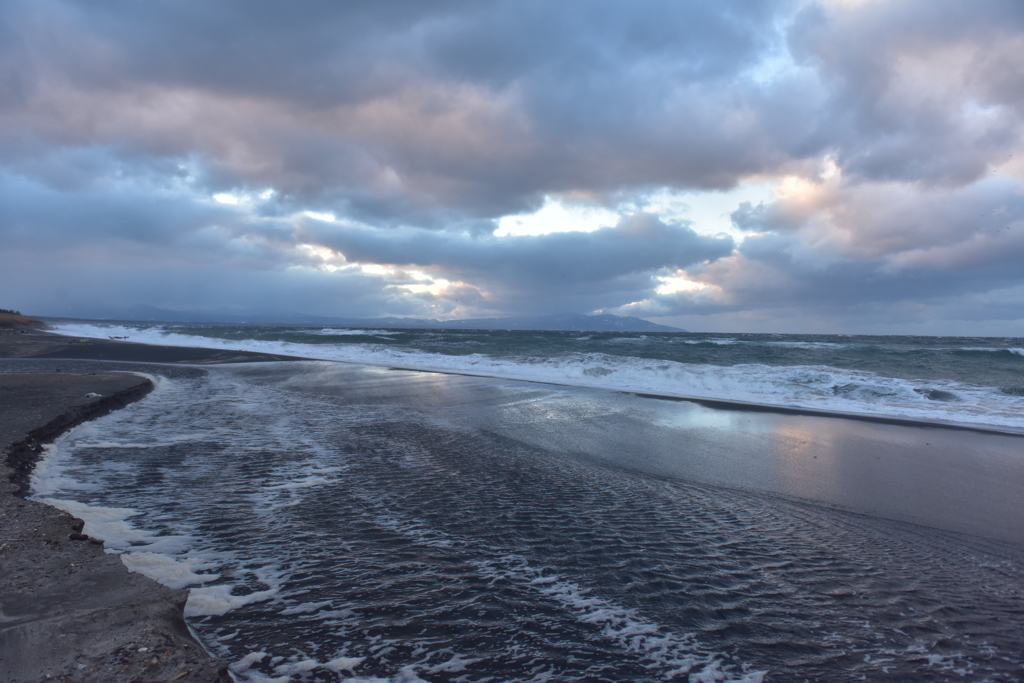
52 323 1024 430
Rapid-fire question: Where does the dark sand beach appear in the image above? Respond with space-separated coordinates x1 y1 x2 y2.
0 329 295 682
3 328 1023 681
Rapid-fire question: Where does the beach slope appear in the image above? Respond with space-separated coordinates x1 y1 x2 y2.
0 370 230 683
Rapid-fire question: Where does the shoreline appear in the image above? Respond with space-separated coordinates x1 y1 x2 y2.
4 327 308 364
0 330 259 682
392 365 1024 437
3 327 1023 680
628 391 1024 437
0 371 231 683
5 375 156 496
35 326 1024 436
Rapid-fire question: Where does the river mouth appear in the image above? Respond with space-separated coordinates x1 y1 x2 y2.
26 359 1024 682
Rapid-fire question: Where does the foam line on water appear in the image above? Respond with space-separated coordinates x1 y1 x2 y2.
472 554 767 683
31 438 98 497
961 346 1024 355
29 384 285 618
120 551 220 589
186 581 281 618
347 495 767 682
53 323 1024 430
302 328 398 337
223 464 772 682
22 351 767 680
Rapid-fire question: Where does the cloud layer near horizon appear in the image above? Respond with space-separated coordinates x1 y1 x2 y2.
1 0 1023 333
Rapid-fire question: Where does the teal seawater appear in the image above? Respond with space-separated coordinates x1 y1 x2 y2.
53 323 1024 430
129 327 1024 389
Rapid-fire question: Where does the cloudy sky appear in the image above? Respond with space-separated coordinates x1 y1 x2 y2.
2 0 1023 334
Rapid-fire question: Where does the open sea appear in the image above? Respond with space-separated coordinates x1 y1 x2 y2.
50 323 1024 432
22 324 1024 681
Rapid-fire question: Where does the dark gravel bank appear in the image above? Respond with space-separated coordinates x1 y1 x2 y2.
1 364 232 681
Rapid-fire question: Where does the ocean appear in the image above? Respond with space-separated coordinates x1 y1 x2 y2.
52 323 1024 432
23 324 1024 681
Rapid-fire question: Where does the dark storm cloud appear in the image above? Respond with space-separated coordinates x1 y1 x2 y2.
619 184 1024 329
0 0 811 222
0 160 421 317
1 169 215 249
303 213 731 287
3 0 1020 212
788 0 1024 185
298 212 734 315
731 177 1024 257
0 162 303 274
0 252 420 320
1 0 1023 330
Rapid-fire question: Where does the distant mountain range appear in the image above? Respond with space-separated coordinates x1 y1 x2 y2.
410 313 683 332
45 306 684 332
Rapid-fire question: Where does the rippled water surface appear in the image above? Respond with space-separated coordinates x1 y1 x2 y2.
29 362 1024 682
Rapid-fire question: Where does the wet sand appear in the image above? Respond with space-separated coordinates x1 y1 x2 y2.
2 328 304 364
255 361 1024 548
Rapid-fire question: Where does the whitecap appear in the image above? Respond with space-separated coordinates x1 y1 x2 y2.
49 322 1024 432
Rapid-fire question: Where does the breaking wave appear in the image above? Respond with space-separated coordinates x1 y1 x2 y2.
52 323 1024 431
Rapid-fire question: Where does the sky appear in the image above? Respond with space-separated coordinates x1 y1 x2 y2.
1 0 1023 335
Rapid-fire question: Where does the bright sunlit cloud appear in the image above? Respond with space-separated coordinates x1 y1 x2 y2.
296 243 344 271
494 184 779 240
632 183 777 239
394 270 453 296
655 273 708 295
303 210 338 222
495 196 620 237
213 189 276 207
355 264 451 296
